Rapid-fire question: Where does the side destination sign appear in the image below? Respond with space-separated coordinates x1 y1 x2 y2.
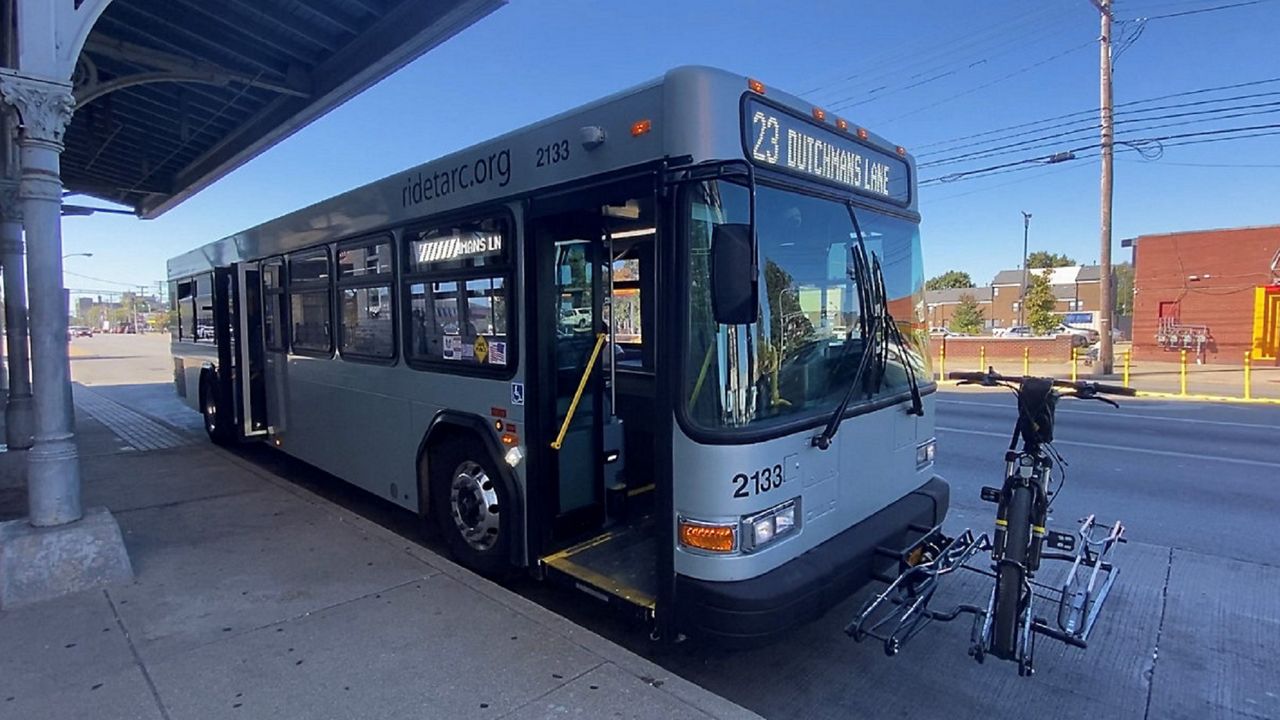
743 97 909 204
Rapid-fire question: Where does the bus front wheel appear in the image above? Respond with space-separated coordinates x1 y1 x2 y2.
429 436 512 578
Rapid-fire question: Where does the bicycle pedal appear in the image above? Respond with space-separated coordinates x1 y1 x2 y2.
1045 530 1076 552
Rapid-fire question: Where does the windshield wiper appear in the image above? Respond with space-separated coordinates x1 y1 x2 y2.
813 206 879 449
812 206 923 450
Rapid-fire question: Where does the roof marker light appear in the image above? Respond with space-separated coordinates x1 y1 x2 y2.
897 146 907 156
812 107 827 122
836 118 849 131
630 119 652 137
857 128 869 140
748 78 766 94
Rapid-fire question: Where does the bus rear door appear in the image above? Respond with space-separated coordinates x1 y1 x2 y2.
233 262 269 437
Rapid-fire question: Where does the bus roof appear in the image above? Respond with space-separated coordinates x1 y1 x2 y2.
168 66 916 279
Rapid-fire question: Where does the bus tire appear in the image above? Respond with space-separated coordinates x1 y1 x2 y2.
199 371 233 446
994 485 1031 659
429 434 513 579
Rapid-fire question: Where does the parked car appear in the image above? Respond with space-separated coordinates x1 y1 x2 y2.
994 325 1032 338
1053 323 1100 343
69 325 93 337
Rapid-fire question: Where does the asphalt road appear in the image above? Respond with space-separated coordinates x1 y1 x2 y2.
71 336 1280 720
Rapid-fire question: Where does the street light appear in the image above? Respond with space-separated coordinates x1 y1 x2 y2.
62 252 93 259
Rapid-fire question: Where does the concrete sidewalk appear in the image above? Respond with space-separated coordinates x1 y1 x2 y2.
0 381 759 719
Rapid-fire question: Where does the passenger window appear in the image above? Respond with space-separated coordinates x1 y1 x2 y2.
193 273 214 343
176 280 194 341
337 238 395 362
288 249 332 354
402 216 513 372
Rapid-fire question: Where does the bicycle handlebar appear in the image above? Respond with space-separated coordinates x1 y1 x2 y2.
947 370 1137 397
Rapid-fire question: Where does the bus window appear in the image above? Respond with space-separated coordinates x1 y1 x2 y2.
337 237 395 361
288 249 332 354
176 280 194 341
402 216 512 372
193 273 214 342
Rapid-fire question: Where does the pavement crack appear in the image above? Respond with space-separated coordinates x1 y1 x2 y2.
1143 546 1175 720
492 661 606 720
105 588 173 720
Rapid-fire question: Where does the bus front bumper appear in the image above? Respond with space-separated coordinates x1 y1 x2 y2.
676 476 949 646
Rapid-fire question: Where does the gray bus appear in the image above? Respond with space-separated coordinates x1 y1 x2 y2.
168 66 948 644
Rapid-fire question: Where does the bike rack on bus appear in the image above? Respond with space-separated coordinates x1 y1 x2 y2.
844 513 1125 676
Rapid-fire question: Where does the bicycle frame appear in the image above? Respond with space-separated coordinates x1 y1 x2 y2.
846 370 1129 677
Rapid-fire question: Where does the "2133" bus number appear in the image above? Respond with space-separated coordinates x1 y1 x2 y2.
732 464 785 498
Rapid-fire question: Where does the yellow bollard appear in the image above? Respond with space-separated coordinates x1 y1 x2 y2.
1180 349 1188 396
1071 347 1078 382
1244 351 1252 400
1023 346 1029 376
939 342 946 382
979 345 986 372
1123 351 1131 389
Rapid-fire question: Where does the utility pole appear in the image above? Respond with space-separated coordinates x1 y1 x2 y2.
1092 0 1115 374
1019 211 1031 328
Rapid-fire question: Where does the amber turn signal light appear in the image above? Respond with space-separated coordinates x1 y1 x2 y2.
679 519 736 553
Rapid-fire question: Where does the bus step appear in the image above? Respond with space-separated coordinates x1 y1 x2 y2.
540 524 657 625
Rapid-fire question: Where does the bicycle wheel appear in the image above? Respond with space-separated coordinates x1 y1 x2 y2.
993 485 1032 659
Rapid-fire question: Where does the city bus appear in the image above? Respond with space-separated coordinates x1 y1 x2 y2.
168 66 947 644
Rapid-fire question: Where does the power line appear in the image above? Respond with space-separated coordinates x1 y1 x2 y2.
911 76 1280 154
800 5 1065 100
921 123 1280 184
64 270 151 288
920 97 1280 168
1132 0 1272 19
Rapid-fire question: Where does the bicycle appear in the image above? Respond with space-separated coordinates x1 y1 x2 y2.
846 368 1133 676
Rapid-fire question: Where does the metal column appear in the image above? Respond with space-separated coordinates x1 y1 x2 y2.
0 71 82 526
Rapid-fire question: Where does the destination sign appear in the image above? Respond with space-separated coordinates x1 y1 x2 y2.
743 97 909 203
412 231 503 267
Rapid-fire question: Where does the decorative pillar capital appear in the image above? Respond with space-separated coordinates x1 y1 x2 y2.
0 70 76 149
0 179 21 224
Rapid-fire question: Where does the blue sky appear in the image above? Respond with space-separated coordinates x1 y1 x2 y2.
63 0 1280 299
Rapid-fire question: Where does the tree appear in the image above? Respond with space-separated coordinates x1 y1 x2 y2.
1113 262 1134 316
949 293 985 335
1026 251 1076 269
1024 268 1059 335
925 270 974 291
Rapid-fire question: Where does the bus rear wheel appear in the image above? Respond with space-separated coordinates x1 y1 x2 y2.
429 437 512 578
200 373 233 446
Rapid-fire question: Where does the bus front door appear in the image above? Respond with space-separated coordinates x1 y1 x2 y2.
543 227 607 538
234 263 269 437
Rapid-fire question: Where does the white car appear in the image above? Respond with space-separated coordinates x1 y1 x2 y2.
1053 323 1100 343
994 326 1031 338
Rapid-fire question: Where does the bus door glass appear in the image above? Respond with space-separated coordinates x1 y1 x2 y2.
546 228 606 535
260 258 288 435
235 263 269 436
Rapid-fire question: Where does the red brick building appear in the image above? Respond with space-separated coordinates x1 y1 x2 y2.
1129 225 1280 364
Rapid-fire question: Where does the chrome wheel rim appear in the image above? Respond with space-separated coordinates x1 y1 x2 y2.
449 461 500 551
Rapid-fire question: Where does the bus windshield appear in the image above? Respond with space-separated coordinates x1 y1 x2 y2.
682 180 930 432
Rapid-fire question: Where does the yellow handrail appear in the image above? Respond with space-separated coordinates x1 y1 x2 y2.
551 333 608 450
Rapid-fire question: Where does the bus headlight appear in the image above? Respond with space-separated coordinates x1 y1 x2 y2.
741 498 800 553
916 439 936 469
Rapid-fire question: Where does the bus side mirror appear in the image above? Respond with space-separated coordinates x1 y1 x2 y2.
710 223 757 325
